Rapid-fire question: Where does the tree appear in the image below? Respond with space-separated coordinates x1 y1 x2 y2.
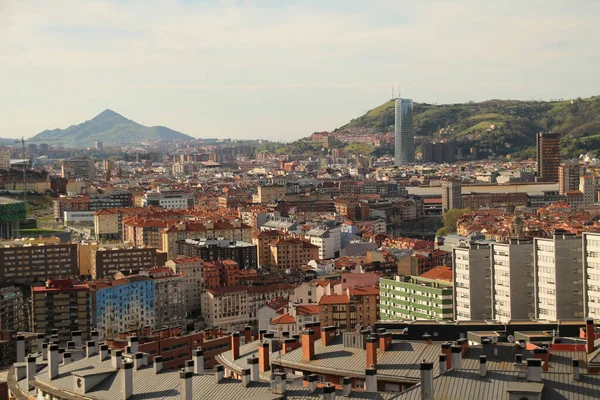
442 208 471 234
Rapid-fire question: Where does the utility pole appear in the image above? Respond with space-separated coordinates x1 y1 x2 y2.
20 137 27 220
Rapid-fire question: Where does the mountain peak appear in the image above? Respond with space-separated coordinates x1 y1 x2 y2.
93 109 127 120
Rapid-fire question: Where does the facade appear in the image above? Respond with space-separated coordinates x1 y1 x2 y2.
379 275 453 321
536 131 561 183
141 191 195 209
0 286 27 332
580 175 595 205
533 232 584 320
30 279 91 343
558 163 584 195
247 284 297 326
441 179 462 212
421 140 455 164
0 243 78 283
394 98 414 166
204 260 240 289
61 158 95 180
0 149 10 170
252 230 284 267
202 286 249 332
269 238 319 269
90 276 156 339
166 257 204 316
148 267 186 329
90 246 161 280
490 240 534 323
319 288 379 331
255 185 285 204
583 232 600 319
452 243 492 320
177 239 258 270
304 226 342 260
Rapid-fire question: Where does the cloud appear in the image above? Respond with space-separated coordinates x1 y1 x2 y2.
0 0 599 140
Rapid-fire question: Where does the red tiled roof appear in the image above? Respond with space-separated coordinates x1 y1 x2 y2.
419 266 453 282
296 305 319 315
319 295 350 305
270 313 296 325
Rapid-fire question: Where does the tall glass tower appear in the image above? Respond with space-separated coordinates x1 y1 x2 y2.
394 98 414 166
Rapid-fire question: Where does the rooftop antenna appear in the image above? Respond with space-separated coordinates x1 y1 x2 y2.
398 84 401 99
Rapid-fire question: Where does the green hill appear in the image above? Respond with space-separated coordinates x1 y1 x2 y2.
29 109 194 147
339 96 600 160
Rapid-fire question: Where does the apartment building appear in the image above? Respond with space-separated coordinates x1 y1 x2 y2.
0 149 10 170
247 283 297 323
379 275 453 321
93 208 138 240
534 232 584 320
452 243 492 320
254 185 285 204
441 179 462 212
148 267 185 329
166 257 204 316
252 230 284 267
204 260 240 289
269 238 319 269
177 239 258 269
90 246 163 279
490 240 535 323
318 288 379 331
61 158 95 180
582 232 600 319
141 191 195 209
304 226 342 260
0 242 78 282
89 275 156 339
202 286 249 332
30 279 91 343
0 286 27 332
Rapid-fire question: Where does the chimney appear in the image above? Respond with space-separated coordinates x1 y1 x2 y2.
244 326 252 344
58 348 64 364
87 341 97 358
302 330 315 362
379 332 392 351
526 358 542 382
99 344 109 361
515 354 523 364
322 383 336 400
26 356 36 391
365 367 377 392
479 355 487 377
342 377 352 396
247 355 259 382
441 343 452 370
180 370 192 400
533 348 550 372
183 360 193 373
134 353 145 370
121 362 133 400
50 334 59 344
66 341 75 350
450 345 462 370
42 343 48 361
283 337 299 354
439 354 447 375
16 335 25 363
241 368 251 387
573 359 580 381
63 352 72 365
258 329 266 341
72 331 82 348
422 334 432 345
128 336 139 354
112 350 123 369
272 371 287 394
231 332 241 360
259 341 270 372
193 348 204 375
457 338 468 356
420 361 434 400
48 344 59 380
366 335 377 368
154 356 163 373
215 365 224 383
36 333 45 353
309 322 321 339
586 318 595 353
321 326 336 346
305 374 318 393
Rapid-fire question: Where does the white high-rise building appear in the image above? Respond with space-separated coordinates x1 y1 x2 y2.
533 232 584 320
452 243 491 320
583 232 600 319
490 240 534 323
394 98 414 166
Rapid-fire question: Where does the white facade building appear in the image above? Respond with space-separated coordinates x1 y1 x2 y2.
583 232 600 319
452 243 491 321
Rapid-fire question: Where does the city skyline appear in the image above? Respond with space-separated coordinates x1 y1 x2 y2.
2 0 599 141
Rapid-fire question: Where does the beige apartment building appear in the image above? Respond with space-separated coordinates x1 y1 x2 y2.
202 286 249 332
166 257 205 316
254 185 285 204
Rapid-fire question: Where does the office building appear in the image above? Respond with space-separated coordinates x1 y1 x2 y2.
394 98 414 166
583 232 600 319
452 243 491 320
536 131 560 183
441 179 462 212
533 232 583 320
490 240 534 323
558 163 584 195
177 239 258 270
30 279 91 343
90 275 156 339
0 242 78 283
379 275 453 321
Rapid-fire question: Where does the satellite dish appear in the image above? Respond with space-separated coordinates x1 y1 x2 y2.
355 324 362 331
491 336 498 343
519 341 526 349
507 335 515 343
366 326 372 332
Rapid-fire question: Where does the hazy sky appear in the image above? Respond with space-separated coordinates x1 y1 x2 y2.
2 0 599 141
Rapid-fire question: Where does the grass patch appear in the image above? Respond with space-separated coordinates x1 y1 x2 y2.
19 228 64 234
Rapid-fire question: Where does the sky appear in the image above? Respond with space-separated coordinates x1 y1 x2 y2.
1 0 599 142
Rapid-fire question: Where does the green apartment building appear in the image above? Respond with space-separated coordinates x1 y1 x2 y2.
379 275 454 321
